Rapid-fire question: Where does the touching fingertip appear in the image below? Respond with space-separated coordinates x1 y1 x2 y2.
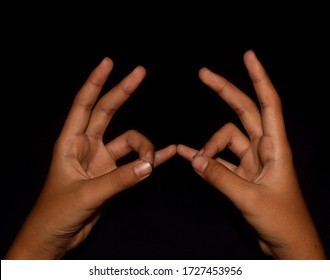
169 144 177 153
192 155 209 173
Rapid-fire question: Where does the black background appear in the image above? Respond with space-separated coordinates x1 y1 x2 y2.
1 11 329 259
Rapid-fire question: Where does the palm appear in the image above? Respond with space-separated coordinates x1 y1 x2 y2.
78 137 116 179
231 139 262 182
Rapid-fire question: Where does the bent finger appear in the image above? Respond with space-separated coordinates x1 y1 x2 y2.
202 123 250 160
105 130 154 165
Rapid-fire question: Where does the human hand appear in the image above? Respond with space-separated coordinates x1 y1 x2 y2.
177 50 325 259
5 57 176 259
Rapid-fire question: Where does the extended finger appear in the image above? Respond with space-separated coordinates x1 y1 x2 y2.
243 50 287 142
61 57 114 137
105 130 154 165
154 144 177 167
199 67 263 140
86 66 146 139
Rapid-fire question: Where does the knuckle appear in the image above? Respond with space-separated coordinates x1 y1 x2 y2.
213 122 236 140
223 122 237 132
127 129 139 135
99 103 116 117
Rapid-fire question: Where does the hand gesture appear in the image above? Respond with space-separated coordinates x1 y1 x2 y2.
178 50 325 259
5 57 176 259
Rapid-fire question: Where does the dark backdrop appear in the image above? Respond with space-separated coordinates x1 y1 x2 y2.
1 19 329 260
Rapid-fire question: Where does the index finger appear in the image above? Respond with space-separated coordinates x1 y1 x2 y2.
61 57 114 137
198 67 263 140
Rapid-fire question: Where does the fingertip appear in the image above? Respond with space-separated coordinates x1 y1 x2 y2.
243 49 257 63
133 65 147 78
176 144 187 155
137 64 146 72
94 57 114 78
244 50 268 83
244 49 255 56
192 155 210 173
177 144 199 161
167 144 177 156
198 67 210 80
199 66 209 73
164 144 177 159
100 56 114 68
133 160 152 179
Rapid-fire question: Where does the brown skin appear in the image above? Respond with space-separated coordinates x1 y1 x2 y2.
4 57 176 259
5 51 325 260
177 50 326 259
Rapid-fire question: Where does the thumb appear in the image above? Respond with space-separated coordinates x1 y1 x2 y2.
86 160 152 206
192 155 253 209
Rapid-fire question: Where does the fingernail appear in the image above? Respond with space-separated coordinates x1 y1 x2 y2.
192 155 209 173
133 160 152 178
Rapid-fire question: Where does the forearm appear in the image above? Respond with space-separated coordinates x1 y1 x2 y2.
4 219 66 260
275 232 325 260
262 219 327 260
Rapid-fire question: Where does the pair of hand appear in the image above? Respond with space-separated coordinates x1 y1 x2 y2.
4 50 325 260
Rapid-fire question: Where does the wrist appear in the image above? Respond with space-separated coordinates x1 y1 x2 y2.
265 232 326 260
4 222 67 260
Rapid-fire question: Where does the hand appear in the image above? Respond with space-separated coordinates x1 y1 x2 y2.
177 50 326 259
5 57 176 259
